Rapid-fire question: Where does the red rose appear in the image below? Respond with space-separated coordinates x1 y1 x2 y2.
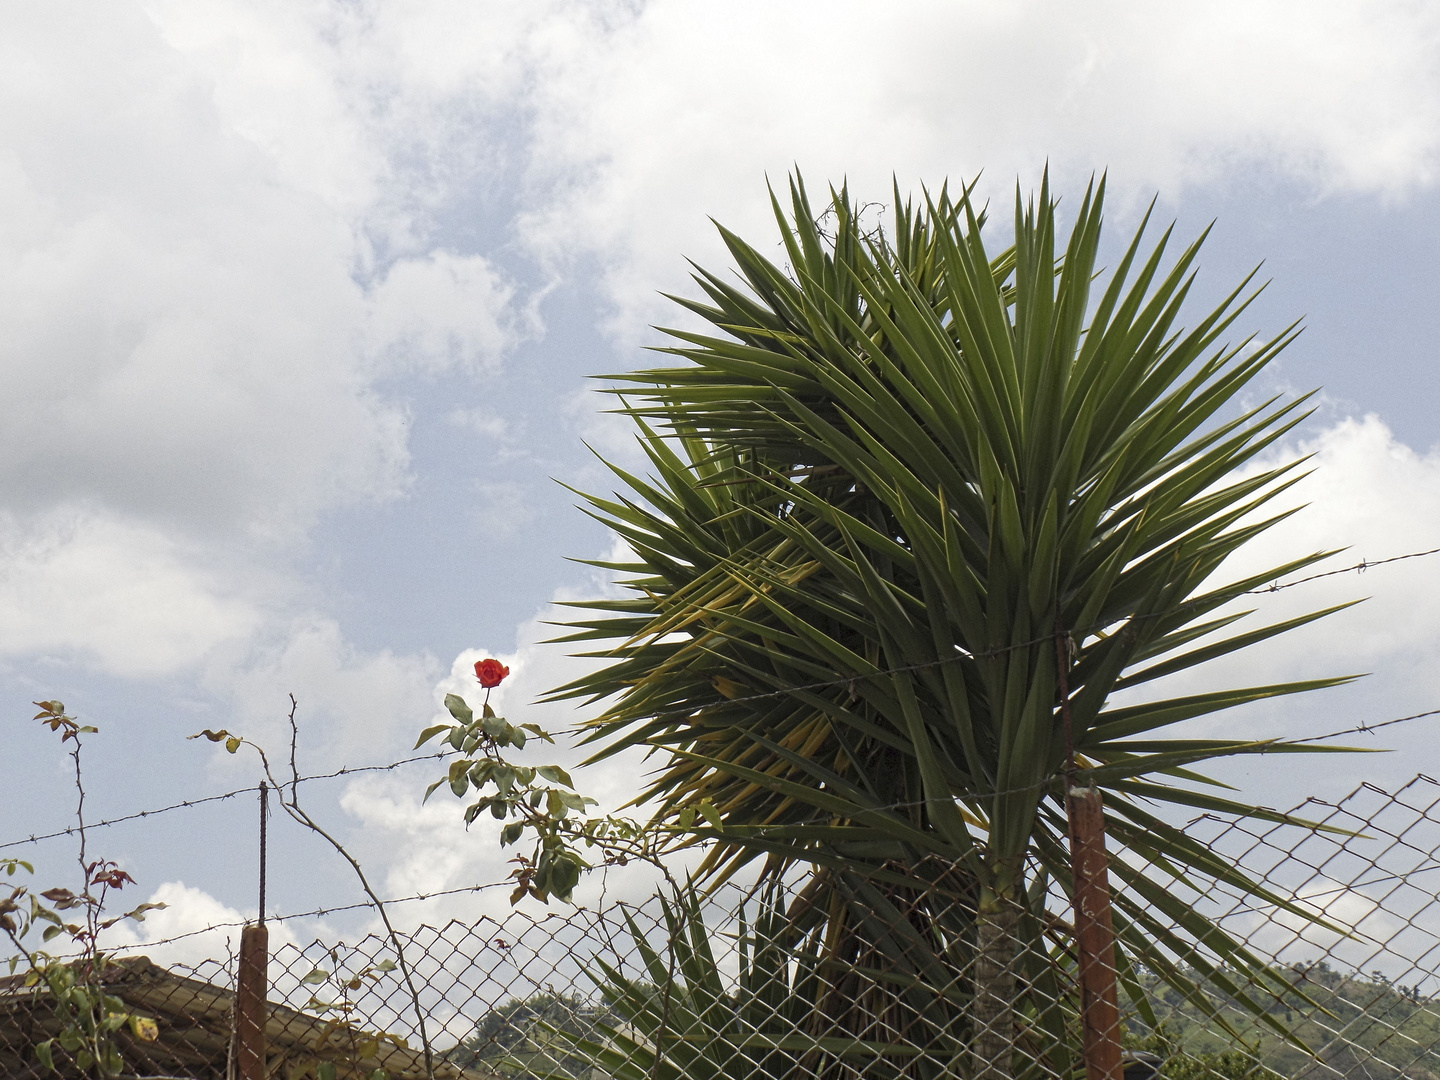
475 658 510 688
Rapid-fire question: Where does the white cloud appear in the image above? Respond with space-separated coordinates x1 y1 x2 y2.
139 0 381 217
1150 415 1440 701
511 0 1440 327
199 614 440 763
0 2 529 542
446 407 510 440
0 6 407 540
0 3 530 679
0 509 259 675
1231 416 1440 667
1221 876 1415 975
1107 414 1440 813
102 879 310 971
364 251 525 375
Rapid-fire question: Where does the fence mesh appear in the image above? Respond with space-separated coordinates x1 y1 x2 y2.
5 774 1440 1080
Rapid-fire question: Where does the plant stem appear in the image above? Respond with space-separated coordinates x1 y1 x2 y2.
267 696 436 1080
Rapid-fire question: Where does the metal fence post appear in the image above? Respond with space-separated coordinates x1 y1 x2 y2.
235 780 269 1080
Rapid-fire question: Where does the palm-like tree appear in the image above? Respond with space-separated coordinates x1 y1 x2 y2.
551 174 1356 1077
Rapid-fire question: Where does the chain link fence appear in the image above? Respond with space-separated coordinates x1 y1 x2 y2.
6 774 1440 1080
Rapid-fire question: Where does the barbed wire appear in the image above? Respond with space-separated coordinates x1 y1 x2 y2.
94 881 518 955
593 546 1440 726
1253 547 1440 592
67 710 1440 955
1290 706 1440 746
6 547 1433 860
13 702 1440 966
660 706 1440 816
0 751 453 853
6 885 524 966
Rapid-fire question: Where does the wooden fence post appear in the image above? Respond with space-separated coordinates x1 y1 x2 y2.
1056 612 1124 1080
236 923 268 1080
1068 784 1123 1080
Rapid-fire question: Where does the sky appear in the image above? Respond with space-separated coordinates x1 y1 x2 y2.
5 0 1440 971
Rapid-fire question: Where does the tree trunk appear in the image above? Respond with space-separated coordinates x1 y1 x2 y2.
972 897 1020 1080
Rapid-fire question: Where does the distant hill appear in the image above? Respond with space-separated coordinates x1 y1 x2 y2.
446 992 617 1080
1127 962 1440 1080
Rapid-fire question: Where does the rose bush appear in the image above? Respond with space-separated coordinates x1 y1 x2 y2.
419 655 694 905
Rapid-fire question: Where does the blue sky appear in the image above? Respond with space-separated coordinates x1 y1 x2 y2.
5 0 1440 964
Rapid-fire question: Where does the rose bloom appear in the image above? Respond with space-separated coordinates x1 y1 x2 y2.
475 658 510 688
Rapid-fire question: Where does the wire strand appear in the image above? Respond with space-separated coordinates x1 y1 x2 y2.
85 703 1440 955
17 704 1440 964
0 751 452 853
5 548 1435 856
99 881 514 954
586 547 1440 726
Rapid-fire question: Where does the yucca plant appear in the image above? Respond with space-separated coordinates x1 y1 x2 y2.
550 172 1358 1077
